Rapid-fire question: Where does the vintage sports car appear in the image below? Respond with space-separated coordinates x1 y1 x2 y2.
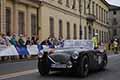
38 40 107 77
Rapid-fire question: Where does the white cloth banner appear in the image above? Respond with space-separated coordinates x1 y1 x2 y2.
27 45 39 55
0 45 18 57
0 45 40 57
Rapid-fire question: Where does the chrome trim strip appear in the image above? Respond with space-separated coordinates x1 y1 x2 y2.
48 56 56 64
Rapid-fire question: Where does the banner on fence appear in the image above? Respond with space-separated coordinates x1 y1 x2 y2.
27 45 39 55
0 45 18 57
15 46 29 56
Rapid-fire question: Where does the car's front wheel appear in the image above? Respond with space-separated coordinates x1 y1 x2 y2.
38 59 50 76
77 55 89 77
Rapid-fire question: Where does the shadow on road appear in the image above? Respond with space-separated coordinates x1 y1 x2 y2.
37 69 110 80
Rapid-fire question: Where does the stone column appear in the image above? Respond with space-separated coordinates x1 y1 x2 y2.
1 0 6 34
13 0 18 34
26 5 31 38
38 6 42 41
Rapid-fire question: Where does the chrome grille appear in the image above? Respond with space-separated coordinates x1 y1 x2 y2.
49 54 70 64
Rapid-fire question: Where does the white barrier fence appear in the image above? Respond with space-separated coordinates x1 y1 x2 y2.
0 40 95 57
0 45 39 57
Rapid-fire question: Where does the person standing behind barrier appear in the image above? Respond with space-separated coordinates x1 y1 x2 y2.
0 34 11 61
25 37 31 46
10 34 17 46
47 37 55 48
0 34 8 46
58 37 64 48
113 39 119 54
18 34 26 59
31 36 37 45
36 37 40 45
18 34 25 47
92 33 98 49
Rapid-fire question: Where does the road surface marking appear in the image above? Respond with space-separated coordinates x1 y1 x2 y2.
0 69 38 80
0 54 120 80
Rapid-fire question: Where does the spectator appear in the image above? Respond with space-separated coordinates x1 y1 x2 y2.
0 34 5 45
31 36 37 45
36 36 39 45
18 34 25 47
25 37 31 46
6 32 11 41
41 39 48 45
0 34 10 61
58 37 64 48
10 34 17 46
0 34 10 46
53 37 59 46
6 32 11 46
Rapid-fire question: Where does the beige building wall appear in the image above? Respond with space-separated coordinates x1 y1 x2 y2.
3 0 39 38
40 3 80 41
0 0 109 42
0 0 6 33
80 0 109 42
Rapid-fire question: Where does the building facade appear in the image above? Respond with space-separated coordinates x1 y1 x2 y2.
0 0 109 42
109 5 120 40
0 0 39 37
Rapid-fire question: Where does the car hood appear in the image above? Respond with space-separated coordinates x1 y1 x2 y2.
49 52 72 64
47 48 91 64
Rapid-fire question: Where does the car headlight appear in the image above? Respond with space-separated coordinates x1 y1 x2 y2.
72 51 79 59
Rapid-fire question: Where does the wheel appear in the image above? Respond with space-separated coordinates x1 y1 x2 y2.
38 59 50 76
77 55 89 77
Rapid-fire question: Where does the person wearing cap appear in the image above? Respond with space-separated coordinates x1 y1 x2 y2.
92 33 98 49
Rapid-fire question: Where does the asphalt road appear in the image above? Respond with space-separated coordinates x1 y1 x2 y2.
1 54 120 80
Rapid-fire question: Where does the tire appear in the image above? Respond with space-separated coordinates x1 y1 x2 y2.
38 59 50 76
77 55 89 77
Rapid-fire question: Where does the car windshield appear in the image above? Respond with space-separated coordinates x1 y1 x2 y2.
63 40 94 50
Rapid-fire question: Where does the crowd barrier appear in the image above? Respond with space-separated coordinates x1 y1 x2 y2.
0 40 94 57
0 45 40 57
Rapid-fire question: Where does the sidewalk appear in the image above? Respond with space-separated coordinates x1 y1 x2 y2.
106 51 120 56
0 56 37 64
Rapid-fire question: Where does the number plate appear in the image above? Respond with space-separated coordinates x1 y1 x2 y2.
51 64 66 68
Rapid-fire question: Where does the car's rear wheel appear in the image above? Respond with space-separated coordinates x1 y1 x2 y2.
38 59 50 76
77 55 89 77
